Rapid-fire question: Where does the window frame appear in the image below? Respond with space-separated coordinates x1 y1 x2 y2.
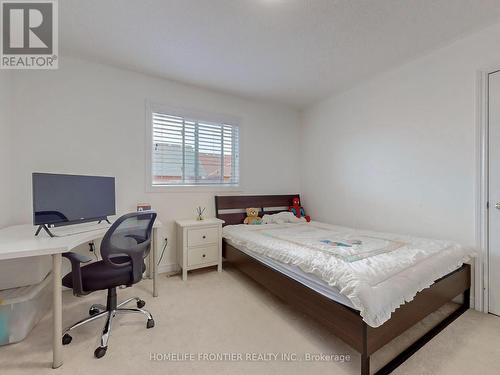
145 101 242 192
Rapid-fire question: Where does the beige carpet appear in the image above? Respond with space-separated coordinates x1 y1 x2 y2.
1 267 500 375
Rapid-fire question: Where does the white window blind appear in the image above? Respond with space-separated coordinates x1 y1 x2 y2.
151 112 240 186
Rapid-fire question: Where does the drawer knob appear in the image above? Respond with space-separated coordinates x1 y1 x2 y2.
202 235 206 239
202 254 206 258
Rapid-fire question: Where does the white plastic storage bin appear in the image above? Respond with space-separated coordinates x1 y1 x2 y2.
0 274 52 345
0 255 51 290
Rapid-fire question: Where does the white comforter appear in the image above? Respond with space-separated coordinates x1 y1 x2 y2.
223 222 475 327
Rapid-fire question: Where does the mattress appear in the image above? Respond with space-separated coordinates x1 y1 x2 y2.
225 237 356 309
223 222 475 327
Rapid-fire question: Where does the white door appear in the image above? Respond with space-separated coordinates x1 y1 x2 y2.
489 71 500 315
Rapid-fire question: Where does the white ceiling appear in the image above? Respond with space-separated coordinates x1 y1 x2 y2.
61 0 500 109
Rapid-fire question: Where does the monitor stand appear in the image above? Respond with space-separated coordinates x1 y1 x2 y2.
35 217 112 237
35 224 56 237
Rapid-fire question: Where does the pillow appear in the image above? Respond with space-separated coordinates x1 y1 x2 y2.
261 211 305 224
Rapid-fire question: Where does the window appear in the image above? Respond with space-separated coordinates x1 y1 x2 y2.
150 111 240 187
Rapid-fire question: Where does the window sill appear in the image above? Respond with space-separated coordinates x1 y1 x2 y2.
146 184 243 194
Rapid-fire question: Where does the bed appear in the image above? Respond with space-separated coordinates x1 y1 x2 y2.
215 194 473 375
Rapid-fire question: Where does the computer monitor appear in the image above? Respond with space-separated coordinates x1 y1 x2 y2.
32 173 116 233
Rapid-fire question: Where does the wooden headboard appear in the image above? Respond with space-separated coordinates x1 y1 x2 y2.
215 194 299 226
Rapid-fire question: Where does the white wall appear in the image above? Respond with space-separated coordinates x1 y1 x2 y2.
8 57 300 270
0 71 12 229
301 21 500 246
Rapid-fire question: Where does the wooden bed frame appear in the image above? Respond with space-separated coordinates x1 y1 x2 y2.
215 194 471 375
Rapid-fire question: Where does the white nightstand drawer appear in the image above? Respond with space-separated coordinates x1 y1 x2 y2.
188 245 219 267
187 226 218 247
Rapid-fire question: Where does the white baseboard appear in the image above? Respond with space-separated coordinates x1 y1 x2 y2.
157 263 180 275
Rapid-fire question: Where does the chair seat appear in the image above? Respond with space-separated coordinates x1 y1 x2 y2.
62 256 146 292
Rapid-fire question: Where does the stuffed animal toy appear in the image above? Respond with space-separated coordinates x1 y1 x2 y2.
289 197 311 222
244 207 262 225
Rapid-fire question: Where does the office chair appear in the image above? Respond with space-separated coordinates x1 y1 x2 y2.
61 211 157 358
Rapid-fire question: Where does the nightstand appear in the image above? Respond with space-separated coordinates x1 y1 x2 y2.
175 218 225 280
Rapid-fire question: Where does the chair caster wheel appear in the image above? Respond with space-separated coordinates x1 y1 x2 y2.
137 300 146 308
94 346 107 359
147 319 155 329
62 333 72 345
89 307 100 316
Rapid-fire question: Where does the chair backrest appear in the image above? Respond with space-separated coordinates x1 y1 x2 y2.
101 211 157 284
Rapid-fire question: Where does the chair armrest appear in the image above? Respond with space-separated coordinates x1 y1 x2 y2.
106 241 150 284
62 252 92 296
63 252 93 264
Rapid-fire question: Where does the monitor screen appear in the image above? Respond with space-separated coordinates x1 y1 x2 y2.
33 173 116 226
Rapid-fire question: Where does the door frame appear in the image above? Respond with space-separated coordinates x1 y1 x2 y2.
476 68 500 313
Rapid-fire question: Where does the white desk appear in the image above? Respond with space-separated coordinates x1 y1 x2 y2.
0 220 162 369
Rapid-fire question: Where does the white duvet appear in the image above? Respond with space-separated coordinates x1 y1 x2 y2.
223 221 475 327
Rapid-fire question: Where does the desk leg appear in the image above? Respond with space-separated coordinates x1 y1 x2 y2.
152 228 158 297
52 254 63 369
147 236 153 279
